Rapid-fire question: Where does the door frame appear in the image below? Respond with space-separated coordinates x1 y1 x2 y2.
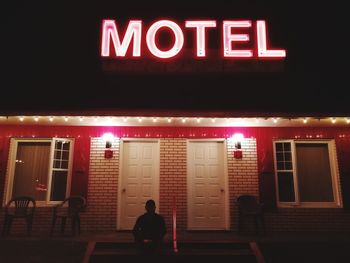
117 138 160 230
186 139 230 230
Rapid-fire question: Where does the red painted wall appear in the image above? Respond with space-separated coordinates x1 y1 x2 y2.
1 125 350 208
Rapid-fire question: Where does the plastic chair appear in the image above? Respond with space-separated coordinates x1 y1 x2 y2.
2 196 36 236
50 196 86 235
237 195 265 235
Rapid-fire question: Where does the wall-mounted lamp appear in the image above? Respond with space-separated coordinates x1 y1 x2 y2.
102 133 114 159
232 133 244 159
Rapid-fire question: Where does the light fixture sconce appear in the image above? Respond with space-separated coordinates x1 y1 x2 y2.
105 141 112 149
102 133 114 159
232 133 244 159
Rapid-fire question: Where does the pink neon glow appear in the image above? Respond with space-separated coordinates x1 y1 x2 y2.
257 20 286 58
101 20 142 57
185 20 217 57
146 20 184 59
223 20 253 58
172 196 178 253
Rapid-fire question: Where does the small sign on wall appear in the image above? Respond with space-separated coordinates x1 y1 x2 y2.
104 149 113 159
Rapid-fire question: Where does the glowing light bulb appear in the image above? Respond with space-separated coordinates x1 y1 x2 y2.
49 117 54 122
34 117 39 122
167 118 172 123
64 117 69 122
102 132 115 144
19 117 24 122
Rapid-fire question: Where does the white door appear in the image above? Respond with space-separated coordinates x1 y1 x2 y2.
119 140 159 230
188 141 227 229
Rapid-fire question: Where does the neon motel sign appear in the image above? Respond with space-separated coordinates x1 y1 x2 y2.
101 20 286 59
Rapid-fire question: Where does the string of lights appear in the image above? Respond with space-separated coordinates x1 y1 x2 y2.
1 116 349 126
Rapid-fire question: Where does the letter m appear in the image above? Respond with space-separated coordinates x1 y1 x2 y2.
101 20 142 57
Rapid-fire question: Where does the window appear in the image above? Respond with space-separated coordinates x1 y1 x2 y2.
273 140 342 208
5 138 74 205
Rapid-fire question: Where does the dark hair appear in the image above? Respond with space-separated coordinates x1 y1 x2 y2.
146 199 156 207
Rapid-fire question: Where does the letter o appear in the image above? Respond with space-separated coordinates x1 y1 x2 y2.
146 20 184 59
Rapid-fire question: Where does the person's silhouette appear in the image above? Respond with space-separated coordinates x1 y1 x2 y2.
132 199 166 254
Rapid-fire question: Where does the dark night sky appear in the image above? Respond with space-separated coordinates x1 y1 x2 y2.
0 1 348 116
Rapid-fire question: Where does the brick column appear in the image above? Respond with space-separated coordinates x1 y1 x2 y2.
227 137 259 231
83 137 120 232
159 139 187 231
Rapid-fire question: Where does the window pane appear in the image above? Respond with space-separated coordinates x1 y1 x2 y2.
55 141 63 150
61 160 69 169
62 142 70 151
13 142 51 201
276 152 284 162
50 170 68 201
285 161 293 170
275 143 283 152
54 150 62 159
277 162 284 170
277 172 295 202
296 143 334 202
53 160 61 168
283 143 291 151
62 151 69 160
284 152 292 161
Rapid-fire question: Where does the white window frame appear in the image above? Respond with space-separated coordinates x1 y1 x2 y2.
4 138 74 206
273 139 342 208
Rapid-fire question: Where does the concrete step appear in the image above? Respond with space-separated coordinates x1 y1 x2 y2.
87 241 260 263
89 254 258 263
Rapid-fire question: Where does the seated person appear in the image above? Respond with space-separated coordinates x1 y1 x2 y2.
132 199 166 253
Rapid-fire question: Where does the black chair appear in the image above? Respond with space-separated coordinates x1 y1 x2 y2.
2 196 36 236
237 195 265 235
50 196 86 235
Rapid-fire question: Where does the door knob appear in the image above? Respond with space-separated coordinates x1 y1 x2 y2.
122 188 126 193
220 189 224 193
